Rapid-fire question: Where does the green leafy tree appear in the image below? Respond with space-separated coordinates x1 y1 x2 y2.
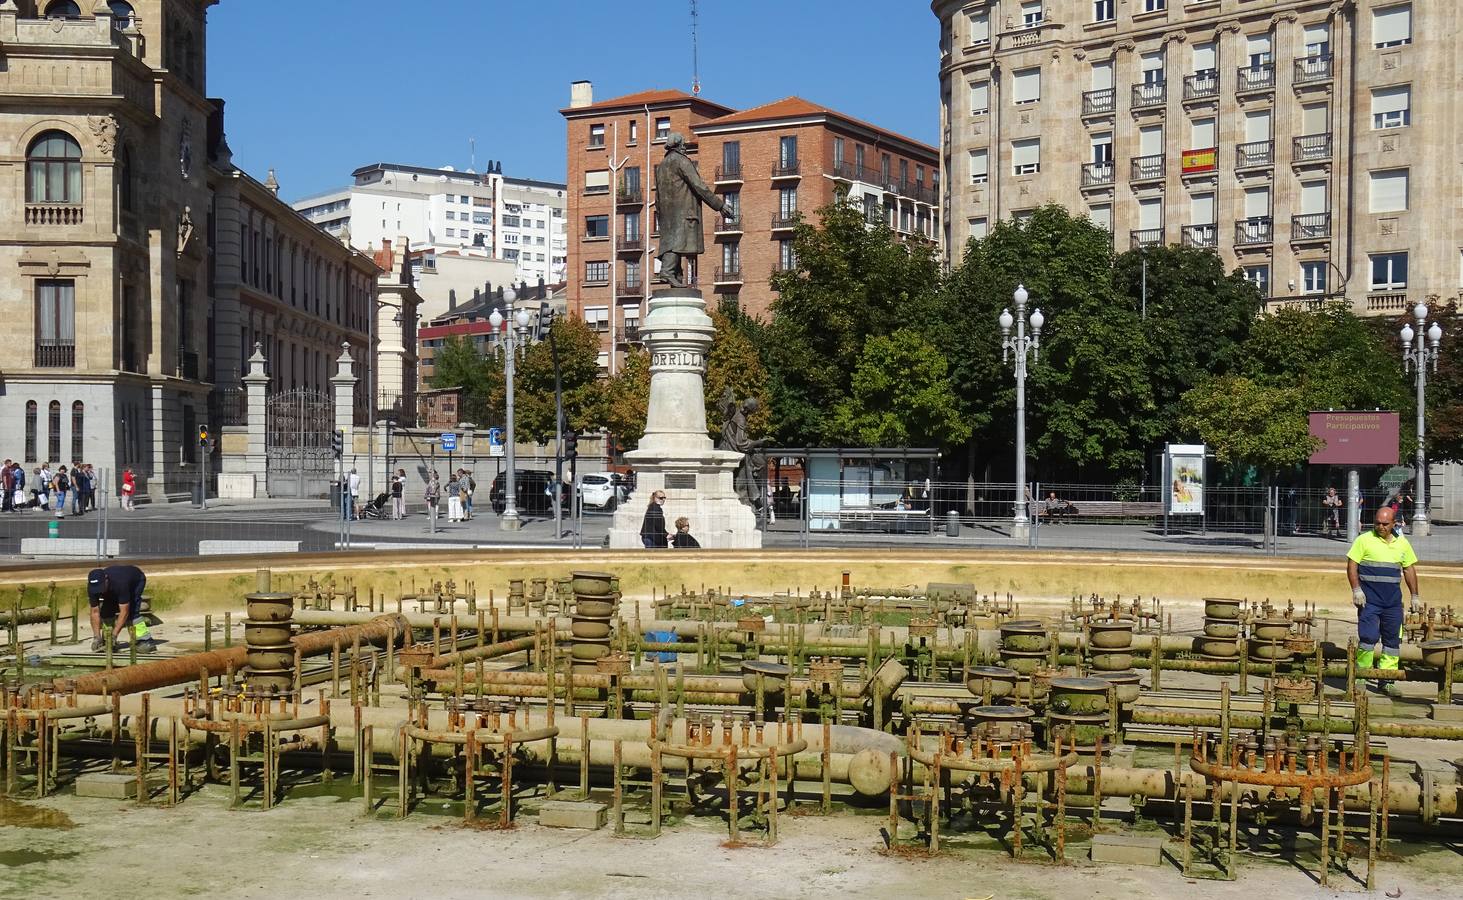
762 200 941 443
1240 305 1405 412
511 317 604 440
1369 302 1463 464
825 329 970 447
935 205 1156 478
1112 245 1261 439
1179 375 1322 473
428 334 501 426
704 309 771 442
595 345 649 449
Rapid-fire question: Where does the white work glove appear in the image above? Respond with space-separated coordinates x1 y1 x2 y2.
1410 594 1421 613
1352 588 1366 608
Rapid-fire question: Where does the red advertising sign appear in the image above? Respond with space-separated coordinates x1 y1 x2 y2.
1308 411 1399 465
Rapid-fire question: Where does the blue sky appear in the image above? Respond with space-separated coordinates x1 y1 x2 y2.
208 0 940 202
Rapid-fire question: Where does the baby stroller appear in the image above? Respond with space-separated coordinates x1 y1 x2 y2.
361 492 389 520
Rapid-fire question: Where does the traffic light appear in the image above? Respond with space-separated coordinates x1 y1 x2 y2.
197 425 210 445
331 429 344 460
564 431 578 461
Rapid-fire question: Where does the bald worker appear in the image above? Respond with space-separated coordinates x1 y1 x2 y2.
1346 505 1419 673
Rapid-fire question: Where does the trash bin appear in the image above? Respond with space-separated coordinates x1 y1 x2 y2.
946 510 960 537
329 481 341 509
191 483 204 508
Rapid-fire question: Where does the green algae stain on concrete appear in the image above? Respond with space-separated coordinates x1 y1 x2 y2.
0 798 76 829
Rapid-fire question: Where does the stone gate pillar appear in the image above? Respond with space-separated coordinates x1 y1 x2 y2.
242 342 269 488
330 342 357 452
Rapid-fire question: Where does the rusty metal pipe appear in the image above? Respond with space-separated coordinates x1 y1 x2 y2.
58 614 410 695
0 606 54 627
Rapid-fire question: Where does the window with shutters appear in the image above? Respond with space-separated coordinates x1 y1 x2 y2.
1368 169 1409 213
969 80 990 116
968 217 988 241
1013 68 1041 105
1022 1 1043 28
1012 139 1040 175
966 9 989 44
1372 4 1412 48
1304 22 1330 57
969 149 988 185
1371 85 1411 129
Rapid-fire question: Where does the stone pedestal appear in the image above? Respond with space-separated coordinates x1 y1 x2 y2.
608 289 762 549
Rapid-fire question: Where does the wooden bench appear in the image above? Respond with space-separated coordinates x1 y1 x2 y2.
835 506 932 533
1038 500 1164 523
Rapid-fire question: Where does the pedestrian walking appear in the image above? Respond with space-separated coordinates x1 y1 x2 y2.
83 464 97 511
71 464 89 516
52 465 70 518
1 460 13 513
639 490 669 549
12 463 28 511
461 469 475 520
390 469 405 520
38 463 52 510
121 467 136 511
425 470 441 532
347 467 362 520
671 516 700 548
1346 505 1419 676
1322 486 1343 537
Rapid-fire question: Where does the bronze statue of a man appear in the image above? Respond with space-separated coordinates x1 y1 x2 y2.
654 132 728 289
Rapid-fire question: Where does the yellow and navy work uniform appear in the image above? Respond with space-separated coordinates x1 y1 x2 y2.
1346 530 1416 670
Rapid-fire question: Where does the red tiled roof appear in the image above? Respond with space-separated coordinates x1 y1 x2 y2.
694 95 936 155
560 88 734 116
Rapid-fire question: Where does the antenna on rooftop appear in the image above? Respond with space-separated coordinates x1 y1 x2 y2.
470 138 476 172
690 0 701 95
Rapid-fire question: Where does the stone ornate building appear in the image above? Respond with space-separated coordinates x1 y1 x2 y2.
0 0 380 500
931 0 1459 315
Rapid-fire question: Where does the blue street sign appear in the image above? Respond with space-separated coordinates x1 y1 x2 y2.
440 433 457 452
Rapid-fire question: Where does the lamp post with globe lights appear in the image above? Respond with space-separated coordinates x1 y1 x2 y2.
1400 302 1444 537
489 297 532 531
999 284 1045 540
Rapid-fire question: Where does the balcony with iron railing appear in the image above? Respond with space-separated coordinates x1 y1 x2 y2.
1292 133 1332 163
1294 55 1332 86
1183 71 1219 101
620 325 642 344
25 204 84 227
1082 87 1115 116
1237 63 1275 93
1131 155 1164 181
1236 140 1274 168
618 234 643 252
1291 212 1331 241
713 266 743 284
616 279 643 298
1130 228 1164 249
715 163 743 183
771 213 798 231
1131 81 1166 110
34 339 75 368
1081 161 1115 187
616 186 643 205
771 161 801 179
714 214 742 234
1181 223 1218 248
1234 217 1273 246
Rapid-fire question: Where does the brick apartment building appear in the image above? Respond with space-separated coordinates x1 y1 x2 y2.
562 83 940 372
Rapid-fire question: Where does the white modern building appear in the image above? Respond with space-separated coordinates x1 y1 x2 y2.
294 162 568 288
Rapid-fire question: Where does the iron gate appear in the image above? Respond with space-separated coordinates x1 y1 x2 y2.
266 389 335 498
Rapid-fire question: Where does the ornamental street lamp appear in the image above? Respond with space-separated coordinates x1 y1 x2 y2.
999 284 1045 540
1400 302 1444 537
489 297 532 531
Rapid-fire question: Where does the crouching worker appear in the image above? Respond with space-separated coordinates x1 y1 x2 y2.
1346 506 1418 675
87 564 156 653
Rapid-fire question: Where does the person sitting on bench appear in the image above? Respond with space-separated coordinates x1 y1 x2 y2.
1044 491 1077 523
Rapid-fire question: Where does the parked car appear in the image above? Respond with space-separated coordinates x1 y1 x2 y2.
577 473 619 510
489 470 567 515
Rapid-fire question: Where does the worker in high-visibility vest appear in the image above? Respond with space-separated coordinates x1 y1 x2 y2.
1346 505 1419 673
87 565 156 653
